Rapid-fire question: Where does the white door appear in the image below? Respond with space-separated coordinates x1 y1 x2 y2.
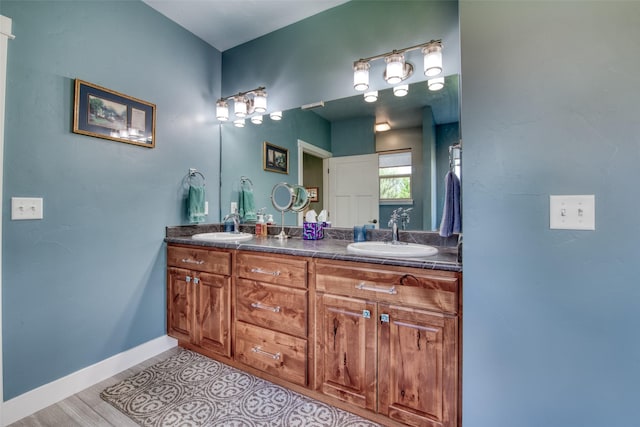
327 154 379 228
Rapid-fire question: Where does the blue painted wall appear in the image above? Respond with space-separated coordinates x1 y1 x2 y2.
2 1 221 399
461 2 640 426
331 116 375 157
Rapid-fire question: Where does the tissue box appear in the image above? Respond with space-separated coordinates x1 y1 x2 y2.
303 222 324 240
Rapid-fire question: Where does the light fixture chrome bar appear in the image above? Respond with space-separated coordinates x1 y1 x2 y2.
353 39 442 66
217 86 266 103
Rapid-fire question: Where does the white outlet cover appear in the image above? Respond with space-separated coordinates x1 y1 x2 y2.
549 195 595 230
11 197 44 220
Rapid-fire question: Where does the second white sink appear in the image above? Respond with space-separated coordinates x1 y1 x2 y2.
192 232 254 243
347 241 438 259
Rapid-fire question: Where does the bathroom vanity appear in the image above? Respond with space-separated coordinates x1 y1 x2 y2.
165 225 461 427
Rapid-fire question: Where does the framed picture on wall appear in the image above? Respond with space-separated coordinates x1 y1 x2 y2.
306 187 319 202
263 141 288 174
73 79 156 148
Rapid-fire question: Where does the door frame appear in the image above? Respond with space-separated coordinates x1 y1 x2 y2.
296 139 332 224
0 14 14 421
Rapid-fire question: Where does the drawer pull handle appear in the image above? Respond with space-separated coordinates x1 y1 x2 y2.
355 282 398 295
182 258 205 265
250 267 281 277
251 346 281 360
251 302 281 313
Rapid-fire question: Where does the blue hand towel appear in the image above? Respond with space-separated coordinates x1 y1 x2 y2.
439 171 461 237
188 185 206 224
238 188 257 222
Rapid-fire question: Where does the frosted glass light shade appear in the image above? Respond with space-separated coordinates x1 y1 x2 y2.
423 42 443 77
364 91 378 103
353 61 370 91
251 115 263 124
233 118 245 128
253 90 267 113
270 111 283 120
428 77 445 91
216 100 229 121
234 96 247 117
393 84 409 97
385 53 405 84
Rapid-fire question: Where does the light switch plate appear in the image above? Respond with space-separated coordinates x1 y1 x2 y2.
549 195 595 230
11 197 44 220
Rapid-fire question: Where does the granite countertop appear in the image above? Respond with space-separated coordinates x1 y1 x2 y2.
166 224 461 272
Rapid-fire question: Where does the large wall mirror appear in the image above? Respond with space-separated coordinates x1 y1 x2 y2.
220 73 459 231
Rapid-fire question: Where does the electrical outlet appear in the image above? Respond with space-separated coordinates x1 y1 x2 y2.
549 195 595 230
11 197 44 220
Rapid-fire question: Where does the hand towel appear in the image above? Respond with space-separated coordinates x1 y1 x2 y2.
439 171 461 237
238 188 257 222
188 185 206 224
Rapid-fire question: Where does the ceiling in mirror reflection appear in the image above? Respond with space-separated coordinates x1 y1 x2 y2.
308 74 459 130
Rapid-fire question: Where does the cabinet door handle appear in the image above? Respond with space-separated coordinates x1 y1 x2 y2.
182 258 205 265
251 346 281 360
193 277 200 285
251 302 281 313
185 276 191 283
250 267 281 277
355 282 398 295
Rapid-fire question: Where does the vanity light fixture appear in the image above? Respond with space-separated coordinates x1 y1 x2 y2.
233 118 245 128
428 76 445 91
270 111 283 120
353 39 443 91
250 115 263 124
215 86 267 122
393 84 409 97
375 122 391 132
364 91 378 103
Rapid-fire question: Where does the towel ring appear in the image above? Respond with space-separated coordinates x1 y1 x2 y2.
188 168 206 186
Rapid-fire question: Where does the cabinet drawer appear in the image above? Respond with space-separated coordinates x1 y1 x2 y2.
235 321 307 386
167 245 231 275
236 252 307 289
236 278 308 338
315 260 459 315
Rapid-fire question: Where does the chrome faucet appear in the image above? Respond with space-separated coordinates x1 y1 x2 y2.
223 211 240 233
388 208 411 244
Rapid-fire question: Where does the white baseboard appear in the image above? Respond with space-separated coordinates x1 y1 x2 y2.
2 335 178 426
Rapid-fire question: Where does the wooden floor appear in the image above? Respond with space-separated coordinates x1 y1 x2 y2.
8 347 182 427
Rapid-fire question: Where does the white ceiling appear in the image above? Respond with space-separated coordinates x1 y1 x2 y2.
142 0 350 51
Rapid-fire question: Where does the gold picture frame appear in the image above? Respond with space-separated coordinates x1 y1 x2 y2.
73 79 156 148
263 141 288 174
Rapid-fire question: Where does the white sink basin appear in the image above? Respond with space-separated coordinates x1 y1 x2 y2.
192 232 254 243
347 241 438 259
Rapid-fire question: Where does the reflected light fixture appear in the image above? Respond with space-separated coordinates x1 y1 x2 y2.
393 84 409 97
251 115 263 124
216 86 267 122
364 91 378 103
428 77 445 91
270 111 283 120
353 39 443 92
375 122 391 132
233 118 245 128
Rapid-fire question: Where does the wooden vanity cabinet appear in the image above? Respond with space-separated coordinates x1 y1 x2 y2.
167 245 231 358
315 259 460 427
233 252 309 386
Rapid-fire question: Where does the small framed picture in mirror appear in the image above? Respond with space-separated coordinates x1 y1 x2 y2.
263 141 288 174
306 187 319 202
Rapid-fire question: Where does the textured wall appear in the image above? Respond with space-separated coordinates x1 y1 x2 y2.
461 2 640 426
2 0 221 399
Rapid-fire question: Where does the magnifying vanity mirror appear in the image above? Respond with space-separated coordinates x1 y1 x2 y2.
271 183 310 239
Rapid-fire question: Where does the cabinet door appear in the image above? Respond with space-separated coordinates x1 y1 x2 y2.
195 272 231 357
378 304 458 427
316 294 376 411
167 267 194 343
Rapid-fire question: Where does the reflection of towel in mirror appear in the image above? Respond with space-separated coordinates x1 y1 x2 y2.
239 188 257 222
439 171 461 237
188 185 206 224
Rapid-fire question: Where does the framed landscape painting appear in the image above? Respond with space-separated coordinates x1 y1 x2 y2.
263 141 288 174
73 79 156 148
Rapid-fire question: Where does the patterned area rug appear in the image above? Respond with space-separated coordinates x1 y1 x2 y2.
101 349 381 427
